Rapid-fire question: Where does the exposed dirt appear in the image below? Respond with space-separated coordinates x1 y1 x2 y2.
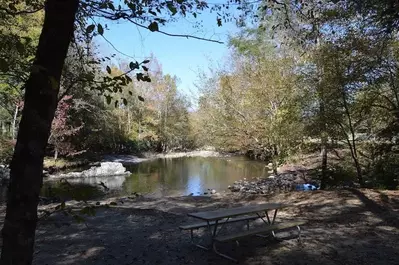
22 189 399 265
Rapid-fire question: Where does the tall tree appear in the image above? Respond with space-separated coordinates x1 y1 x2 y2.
0 1 240 263
1 0 79 263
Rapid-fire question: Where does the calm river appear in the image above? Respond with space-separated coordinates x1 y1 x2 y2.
40 156 269 200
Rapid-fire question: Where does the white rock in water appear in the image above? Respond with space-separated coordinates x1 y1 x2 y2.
267 163 273 168
268 175 275 179
54 162 130 179
211 189 216 194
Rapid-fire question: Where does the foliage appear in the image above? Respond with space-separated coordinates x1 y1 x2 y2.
0 137 15 164
48 95 83 158
196 45 303 171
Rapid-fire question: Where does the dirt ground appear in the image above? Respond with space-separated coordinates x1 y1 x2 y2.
1 189 398 265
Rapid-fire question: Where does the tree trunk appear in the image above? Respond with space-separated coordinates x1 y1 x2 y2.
319 97 328 189
0 1 78 264
11 104 19 140
1 121 6 135
320 136 328 189
272 144 279 175
54 149 58 162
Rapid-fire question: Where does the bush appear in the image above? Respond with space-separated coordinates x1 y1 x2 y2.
0 137 15 164
367 154 399 189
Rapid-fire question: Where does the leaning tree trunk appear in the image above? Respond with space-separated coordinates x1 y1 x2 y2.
0 1 78 264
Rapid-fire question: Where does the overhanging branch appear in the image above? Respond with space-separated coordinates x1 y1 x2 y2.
0 6 43 16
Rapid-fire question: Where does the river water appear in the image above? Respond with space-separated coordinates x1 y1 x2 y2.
40 156 269 200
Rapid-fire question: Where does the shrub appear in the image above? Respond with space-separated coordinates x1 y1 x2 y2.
0 137 15 164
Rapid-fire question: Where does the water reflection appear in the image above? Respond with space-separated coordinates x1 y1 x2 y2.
123 156 267 197
40 156 268 200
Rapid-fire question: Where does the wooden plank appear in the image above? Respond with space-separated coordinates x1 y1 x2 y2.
179 215 259 230
187 203 289 221
214 221 306 242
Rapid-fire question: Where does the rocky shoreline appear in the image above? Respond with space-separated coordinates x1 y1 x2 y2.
228 162 319 194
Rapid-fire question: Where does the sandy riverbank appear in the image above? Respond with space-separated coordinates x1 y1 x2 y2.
9 189 396 265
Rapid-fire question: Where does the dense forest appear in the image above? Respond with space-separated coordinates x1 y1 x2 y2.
1 1 399 263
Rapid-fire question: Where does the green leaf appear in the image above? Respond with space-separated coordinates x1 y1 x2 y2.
129 61 139 70
86 24 95 34
167 3 177 15
122 98 128 105
193 12 197 18
126 75 132 83
106 65 111 74
127 2 136 11
136 73 143 81
217 18 222 27
142 66 148 71
148 22 159 32
97 24 104 35
114 100 119 108
108 2 115 11
128 91 133 96
138 95 145 102
142 59 150 64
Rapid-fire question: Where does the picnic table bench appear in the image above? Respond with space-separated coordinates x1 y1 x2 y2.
180 203 305 262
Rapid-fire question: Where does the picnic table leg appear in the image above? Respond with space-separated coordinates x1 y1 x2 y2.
271 209 278 224
265 211 271 224
213 242 238 263
211 220 219 237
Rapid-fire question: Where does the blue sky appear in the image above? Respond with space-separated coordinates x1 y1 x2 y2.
96 10 240 96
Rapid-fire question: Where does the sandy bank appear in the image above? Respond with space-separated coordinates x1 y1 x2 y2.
29 189 399 265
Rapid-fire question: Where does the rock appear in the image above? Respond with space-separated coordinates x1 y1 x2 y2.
227 171 317 195
211 189 216 194
52 162 130 179
229 185 240 192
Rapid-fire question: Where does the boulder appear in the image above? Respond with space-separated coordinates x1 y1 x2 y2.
53 162 130 179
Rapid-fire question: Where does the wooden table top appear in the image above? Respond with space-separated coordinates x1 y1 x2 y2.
187 203 289 221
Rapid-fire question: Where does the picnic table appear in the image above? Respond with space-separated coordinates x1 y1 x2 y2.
180 203 305 262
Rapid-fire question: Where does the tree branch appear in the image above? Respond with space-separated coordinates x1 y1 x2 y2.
0 6 43 16
124 17 224 44
86 4 224 44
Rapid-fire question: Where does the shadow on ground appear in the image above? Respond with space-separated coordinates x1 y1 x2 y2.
31 189 399 265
